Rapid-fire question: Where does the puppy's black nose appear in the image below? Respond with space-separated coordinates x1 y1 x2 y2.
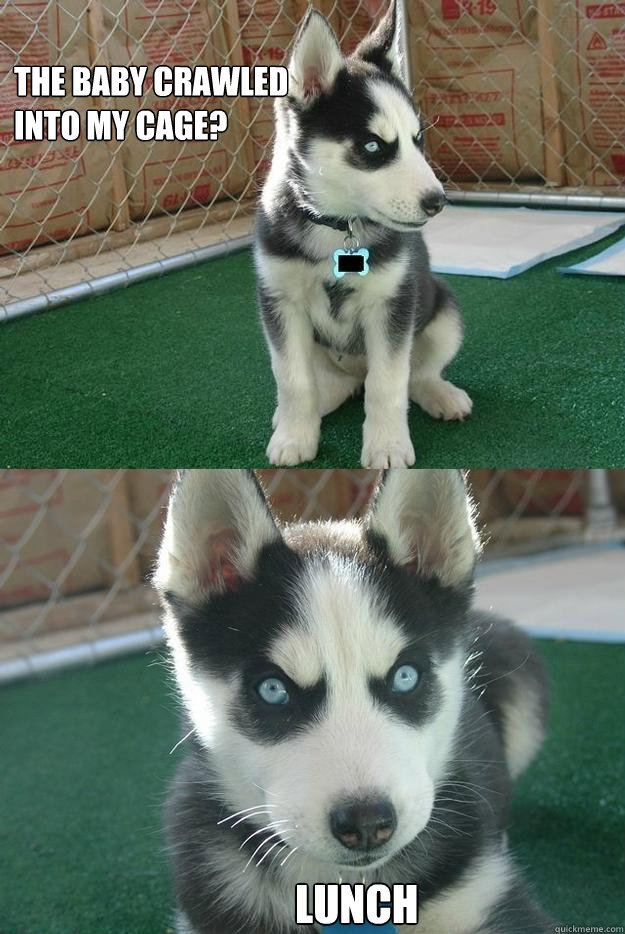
421 190 446 217
330 798 396 850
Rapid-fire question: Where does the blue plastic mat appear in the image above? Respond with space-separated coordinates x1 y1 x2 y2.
559 235 625 277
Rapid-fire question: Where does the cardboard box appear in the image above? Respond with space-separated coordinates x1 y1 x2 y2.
336 0 384 53
539 0 625 187
127 469 171 576
0 470 115 618
0 1 113 254
237 0 340 179
100 0 252 220
258 469 375 522
409 1 545 182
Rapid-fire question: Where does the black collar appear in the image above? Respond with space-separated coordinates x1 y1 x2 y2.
298 207 375 233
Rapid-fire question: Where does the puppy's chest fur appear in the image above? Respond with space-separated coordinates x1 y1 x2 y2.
196 829 511 934
259 237 411 355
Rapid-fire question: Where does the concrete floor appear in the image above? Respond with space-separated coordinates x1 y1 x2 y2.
476 544 625 642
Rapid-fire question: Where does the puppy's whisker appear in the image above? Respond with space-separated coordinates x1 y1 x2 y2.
280 845 299 868
169 729 194 755
268 841 291 869
230 810 278 829
256 837 290 867
251 782 280 798
217 804 277 825
434 805 479 822
243 831 286 873
419 114 440 133
428 816 471 838
239 820 290 850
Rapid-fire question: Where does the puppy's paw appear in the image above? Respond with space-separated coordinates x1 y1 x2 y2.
267 420 320 466
411 378 473 421
361 425 415 468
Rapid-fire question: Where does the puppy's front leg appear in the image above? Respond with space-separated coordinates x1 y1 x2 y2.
264 300 321 466
361 317 415 468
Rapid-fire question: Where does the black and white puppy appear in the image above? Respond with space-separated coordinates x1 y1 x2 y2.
255 2 472 467
155 470 552 934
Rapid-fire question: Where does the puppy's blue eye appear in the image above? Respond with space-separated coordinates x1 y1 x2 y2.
363 139 381 153
391 664 419 694
257 677 290 705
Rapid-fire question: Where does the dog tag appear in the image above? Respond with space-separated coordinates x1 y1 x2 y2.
322 920 396 932
332 248 370 278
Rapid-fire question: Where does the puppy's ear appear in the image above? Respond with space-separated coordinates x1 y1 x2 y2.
288 9 343 105
154 470 280 603
366 470 480 587
352 0 404 82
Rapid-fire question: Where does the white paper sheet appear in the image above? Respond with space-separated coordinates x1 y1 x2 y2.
422 205 625 279
559 235 625 277
476 545 625 643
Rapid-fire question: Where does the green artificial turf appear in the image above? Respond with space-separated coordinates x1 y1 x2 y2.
2 227 625 468
1 639 624 934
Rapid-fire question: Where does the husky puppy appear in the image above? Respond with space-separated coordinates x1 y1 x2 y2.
255 2 473 467
155 470 552 934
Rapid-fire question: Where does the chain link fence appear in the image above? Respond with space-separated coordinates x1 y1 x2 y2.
1 468 623 682
1 0 624 317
